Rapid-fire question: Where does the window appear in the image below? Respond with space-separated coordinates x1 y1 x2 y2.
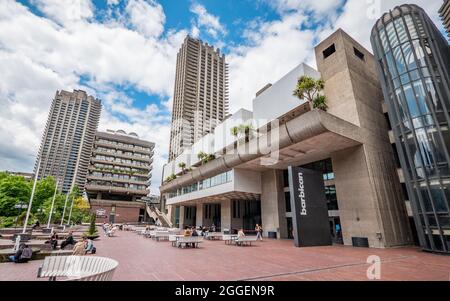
353 47 365 61
323 44 336 59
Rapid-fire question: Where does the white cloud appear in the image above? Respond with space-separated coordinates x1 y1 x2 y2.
0 0 184 193
227 12 314 113
323 0 445 50
31 0 94 26
227 0 446 114
0 0 446 195
125 0 165 38
190 3 227 39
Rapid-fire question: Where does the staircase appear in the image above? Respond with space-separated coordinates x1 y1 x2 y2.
145 204 172 228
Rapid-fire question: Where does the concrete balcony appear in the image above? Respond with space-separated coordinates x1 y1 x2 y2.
86 175 149 186
85 184 149 195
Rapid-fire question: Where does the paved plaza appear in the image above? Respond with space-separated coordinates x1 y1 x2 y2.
1 230 450 281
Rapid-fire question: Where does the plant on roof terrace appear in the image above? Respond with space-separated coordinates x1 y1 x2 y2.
293 75 327 112
165 174 177 183
178 162 187 174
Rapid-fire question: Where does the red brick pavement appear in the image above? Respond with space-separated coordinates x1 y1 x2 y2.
1 230 450 281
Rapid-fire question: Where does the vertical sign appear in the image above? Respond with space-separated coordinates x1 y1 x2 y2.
288 166 332 247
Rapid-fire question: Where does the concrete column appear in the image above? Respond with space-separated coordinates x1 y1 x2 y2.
196 204 203 227
332 145 412 248
179 206 185 229
260 170 287 239
221 199 231 231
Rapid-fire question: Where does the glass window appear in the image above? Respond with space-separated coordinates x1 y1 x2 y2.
394 18 408 44
386 22 399 48
403 84 420 118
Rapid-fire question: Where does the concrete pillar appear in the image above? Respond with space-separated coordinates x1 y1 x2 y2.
221 199 231 231
260 170 287 239
332 145 412 248
196 204 203 227
179 206 185 229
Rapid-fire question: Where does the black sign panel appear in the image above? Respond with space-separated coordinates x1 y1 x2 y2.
288 166 332 247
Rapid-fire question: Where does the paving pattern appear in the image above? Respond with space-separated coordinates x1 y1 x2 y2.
1 230 450 281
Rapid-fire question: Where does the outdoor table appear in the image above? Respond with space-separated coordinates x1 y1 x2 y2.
224 235 238 245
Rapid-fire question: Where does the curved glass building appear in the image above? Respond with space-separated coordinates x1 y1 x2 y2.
371 4 450 253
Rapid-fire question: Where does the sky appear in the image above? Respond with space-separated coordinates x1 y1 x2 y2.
0 0 446 194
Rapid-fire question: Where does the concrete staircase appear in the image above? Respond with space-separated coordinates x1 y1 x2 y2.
146 204 172 228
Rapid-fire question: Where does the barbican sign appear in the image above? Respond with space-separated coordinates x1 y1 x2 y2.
288 166 332 247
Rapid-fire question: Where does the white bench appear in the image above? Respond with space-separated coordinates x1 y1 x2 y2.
176 236 203 248
205 232 223 240
234 236 258 246
153 231 170 241
37 256 119 281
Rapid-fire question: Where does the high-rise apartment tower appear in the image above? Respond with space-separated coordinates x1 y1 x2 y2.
35 90 101 193
168 36 229 161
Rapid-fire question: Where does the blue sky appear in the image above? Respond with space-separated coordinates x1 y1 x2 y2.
0 0 446 193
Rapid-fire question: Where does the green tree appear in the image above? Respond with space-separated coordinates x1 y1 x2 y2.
178 162 187 174
230 126 239 137
0 174 31 216
33 176 56 212
293 76 327 111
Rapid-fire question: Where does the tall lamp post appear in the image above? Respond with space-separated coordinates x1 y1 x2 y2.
22 157 41 234
60 188 71 226
46 179 59 229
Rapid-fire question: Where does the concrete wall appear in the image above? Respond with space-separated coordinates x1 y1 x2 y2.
260 170 288 239
316 29 412 248
252 63 320 124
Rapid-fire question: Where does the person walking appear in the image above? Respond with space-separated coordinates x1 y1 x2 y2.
255 224 263 241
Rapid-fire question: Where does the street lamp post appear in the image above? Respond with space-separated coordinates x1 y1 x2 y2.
47 179 59 229
67 194 75 226
60 189 71 226
22 157 41 234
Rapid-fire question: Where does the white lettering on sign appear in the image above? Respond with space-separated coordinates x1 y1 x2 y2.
297 172 307 216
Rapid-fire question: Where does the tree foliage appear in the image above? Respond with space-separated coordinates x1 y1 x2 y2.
0 173 91 227
293 76 327 111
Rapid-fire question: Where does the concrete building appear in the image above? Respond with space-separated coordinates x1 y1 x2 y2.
371 4 450 253
160 30 414 249
168 36 229 161
2 171 34 180
440 0 450 38
86 130 154 223
35 90 101 193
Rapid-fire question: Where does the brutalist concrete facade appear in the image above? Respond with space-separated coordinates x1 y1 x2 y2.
35 90 101 193
160 30 414 249
168 36 229 161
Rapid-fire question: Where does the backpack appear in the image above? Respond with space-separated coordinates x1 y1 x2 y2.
21 247 33 259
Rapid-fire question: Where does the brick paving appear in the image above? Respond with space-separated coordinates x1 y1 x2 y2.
0 230 450 281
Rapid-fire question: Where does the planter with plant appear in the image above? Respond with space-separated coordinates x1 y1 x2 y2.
293 75 328 111
83 213 99 240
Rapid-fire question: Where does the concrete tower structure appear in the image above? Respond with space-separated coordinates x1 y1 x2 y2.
35 90 101 193
169 36 229 161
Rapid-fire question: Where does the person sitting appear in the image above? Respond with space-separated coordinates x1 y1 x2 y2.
60 231 76 250
72 237 87 256
183 227 192 237
107 225 117 237
237 229 245 239
45 232 58 250
9 244 32 263
31 220 40 230
85 238 96 254
190 227 199 248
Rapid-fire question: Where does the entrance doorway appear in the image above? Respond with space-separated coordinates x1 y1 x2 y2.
184 206 196 228
329 217 343 244
203 204 221 231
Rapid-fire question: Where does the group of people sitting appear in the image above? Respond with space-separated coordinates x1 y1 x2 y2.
46 231 76 250
72 236 96 255
102 223 117 237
